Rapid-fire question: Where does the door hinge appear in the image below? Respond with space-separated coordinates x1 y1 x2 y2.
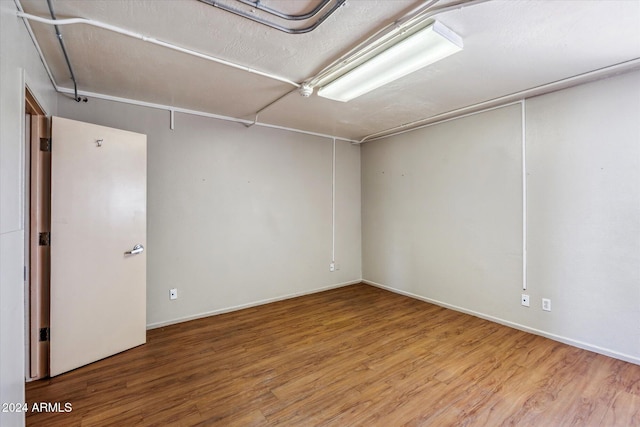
38 232 50 246
39 327 50 342
24 265 27 282
40 138 51 152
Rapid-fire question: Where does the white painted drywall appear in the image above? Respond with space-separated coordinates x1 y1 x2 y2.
57 98 362 328
0 3 58 426
362 71 640 363
525 71 640 360
362 104 524 318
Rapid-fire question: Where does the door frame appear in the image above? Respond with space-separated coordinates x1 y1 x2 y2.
24 85 50 380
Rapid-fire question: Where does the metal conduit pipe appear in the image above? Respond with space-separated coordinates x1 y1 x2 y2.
308 0 441 86
186 0 484 130
46 0 84 102
15 12 300 88
357 58 640 144
197 0 346 34
244 0 489 132
294 0 346 35
233 0 332 21
243 87 298 127
308 0 490 88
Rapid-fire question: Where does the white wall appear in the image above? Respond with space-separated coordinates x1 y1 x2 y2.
0 3 58 426
362 104 524 318
57 98 362 327
2 14 637 427
362 71 640 363
526 71 640 360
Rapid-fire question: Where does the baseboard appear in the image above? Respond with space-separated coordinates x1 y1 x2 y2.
363 279 640 366
146 279 362 330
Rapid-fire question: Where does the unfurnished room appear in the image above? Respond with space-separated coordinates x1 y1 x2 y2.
1 0 639 425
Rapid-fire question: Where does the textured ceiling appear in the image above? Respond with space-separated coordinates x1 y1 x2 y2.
17 0 640 140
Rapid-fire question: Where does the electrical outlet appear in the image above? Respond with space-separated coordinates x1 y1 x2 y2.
521 294 530 307
170 288 178 300
329 262 335 272
542 298 551 311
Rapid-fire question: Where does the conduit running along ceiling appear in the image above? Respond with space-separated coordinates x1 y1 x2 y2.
17 0 640 141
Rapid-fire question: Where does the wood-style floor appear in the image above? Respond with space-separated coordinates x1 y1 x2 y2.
26 284 640 426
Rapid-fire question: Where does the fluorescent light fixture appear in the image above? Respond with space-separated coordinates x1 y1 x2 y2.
317 21 463 102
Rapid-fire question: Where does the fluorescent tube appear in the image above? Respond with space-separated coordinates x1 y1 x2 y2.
317 21 463 102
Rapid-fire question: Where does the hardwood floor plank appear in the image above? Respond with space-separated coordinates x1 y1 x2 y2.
26 284 640 426
601 390 640 426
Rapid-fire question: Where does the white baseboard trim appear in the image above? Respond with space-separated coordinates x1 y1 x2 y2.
146 279 362 330
363 279 640 366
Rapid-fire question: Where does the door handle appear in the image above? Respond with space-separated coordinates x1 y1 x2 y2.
125 244 144 255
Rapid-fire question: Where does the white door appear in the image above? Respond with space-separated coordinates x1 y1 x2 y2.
50 116 147 377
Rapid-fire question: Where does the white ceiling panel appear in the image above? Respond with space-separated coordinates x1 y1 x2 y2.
17 0 640 140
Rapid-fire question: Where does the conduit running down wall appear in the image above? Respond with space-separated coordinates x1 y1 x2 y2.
45 0 84 102
361 71 640 364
